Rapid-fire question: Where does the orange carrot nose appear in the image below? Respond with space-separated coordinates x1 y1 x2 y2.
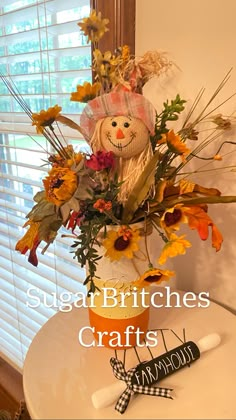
116 128 125 139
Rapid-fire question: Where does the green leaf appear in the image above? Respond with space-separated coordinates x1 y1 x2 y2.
38 213 62 242
27 200 56 221
122 151 161 223
33 190 46 203
149 195 236 216
83 276 90 285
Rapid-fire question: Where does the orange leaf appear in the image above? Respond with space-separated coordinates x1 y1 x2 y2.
184 206 223 251
194 184 221 197
211 224 223 252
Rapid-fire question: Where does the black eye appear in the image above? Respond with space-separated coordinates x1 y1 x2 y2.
124 122 130 128
112 121 117 127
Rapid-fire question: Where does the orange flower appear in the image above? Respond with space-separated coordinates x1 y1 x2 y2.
213 154 222 161
93 199 112 213
43 167 77 206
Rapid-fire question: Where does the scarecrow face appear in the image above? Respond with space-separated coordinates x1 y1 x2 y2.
100 115 150 158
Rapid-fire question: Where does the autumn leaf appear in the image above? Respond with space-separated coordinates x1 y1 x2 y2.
27 200 56 221
153 180 167 203
211 224 224 252
193 184 221 196
56 115 83 134
15 221 41 267
38 214 63 242
179 179 195 194
33 190 46 203
15 221 40 254
184 206 223 251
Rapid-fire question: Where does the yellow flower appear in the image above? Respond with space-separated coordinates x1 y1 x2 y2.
43 167 77 206
93 49 120 68
78 10 109 43
103 226 141 261
122 45 130 62
70 82 101 103
161 204 188 232
158 233 192 265
66 152 83 168
159 130 190 161
50 145 83 168
133 267 175 288
93 49 120 86
32 105 62 134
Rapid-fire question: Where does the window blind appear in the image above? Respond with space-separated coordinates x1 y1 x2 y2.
0 0 91 371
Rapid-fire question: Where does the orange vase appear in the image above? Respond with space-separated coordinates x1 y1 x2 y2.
87 279 150 349
86 221 156 349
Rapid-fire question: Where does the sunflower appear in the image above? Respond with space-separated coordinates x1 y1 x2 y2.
158 233 192 265
93 49 120 87
70 82 101 103
133 267 175 288
78 10 109 43
43 167 77 206
32 105 62 134
93 49 120 70
158 130 190 161
161 204 188 232
103 226 141 261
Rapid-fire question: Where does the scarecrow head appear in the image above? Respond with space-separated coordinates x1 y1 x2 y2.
81 91 156 204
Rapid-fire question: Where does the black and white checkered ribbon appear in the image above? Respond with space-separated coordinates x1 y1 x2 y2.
110 357 173 414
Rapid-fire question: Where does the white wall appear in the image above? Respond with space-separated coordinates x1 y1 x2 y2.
136 0 236 311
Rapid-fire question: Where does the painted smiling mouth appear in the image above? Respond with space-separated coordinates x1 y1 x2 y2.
106 133 134 151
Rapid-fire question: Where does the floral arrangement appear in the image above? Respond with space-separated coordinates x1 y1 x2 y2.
2 10 236 296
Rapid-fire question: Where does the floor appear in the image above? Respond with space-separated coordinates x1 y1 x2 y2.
0 385 18 418
0 357 29 419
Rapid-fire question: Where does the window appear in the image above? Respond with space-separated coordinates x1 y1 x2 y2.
0 0 135 371
0 0 91 371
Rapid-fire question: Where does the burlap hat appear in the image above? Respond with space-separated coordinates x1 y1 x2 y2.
80 91 156 142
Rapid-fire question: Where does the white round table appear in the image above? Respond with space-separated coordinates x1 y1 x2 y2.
23 288 236 419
